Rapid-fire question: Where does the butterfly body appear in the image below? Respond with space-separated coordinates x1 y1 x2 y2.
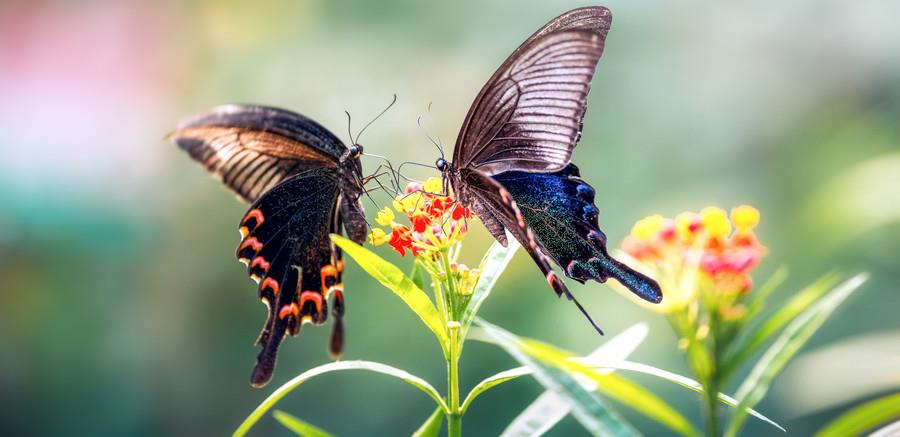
171 104 366 387
438 7 663 328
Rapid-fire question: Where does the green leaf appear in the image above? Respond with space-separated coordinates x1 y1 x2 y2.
725 274 869 437
743 266 789 323
412 406 445 437
723 272 840 375
273 410 335 437
461 237 519 334
466 324 781 432
330 234 449 355
593 360 783 432
816 392 900 437
234 360 448 437
498 323 649 436
476 319 640 437
410 259 430 291
521 339 701 437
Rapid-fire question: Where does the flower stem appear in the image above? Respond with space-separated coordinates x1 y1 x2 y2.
703 378 719 437
447 322 462 437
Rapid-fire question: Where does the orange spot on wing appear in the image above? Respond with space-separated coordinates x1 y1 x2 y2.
335 260 344 273
239 226 249 238
279 302 299 319
320 265 338 291
546 272 559 287
243 208 265 225
240 237 263 252
300 291 324 314
251 257 270 272
261 277 280 296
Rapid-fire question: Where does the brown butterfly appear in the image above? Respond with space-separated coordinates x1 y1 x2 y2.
169 105 368 387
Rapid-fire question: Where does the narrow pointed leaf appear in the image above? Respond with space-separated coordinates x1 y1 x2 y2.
724 272 839 374
273 410 335 437
410 259 429 291
499 324 648 435
461 236 519 333
235 360 447 437
412 406 445 437
521 339 700 437
477 319 640 437
331 235 449 354
816 392 900 437
725 274 868 437
743 267 789 323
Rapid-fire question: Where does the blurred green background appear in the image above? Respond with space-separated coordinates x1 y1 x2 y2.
1 0 898 435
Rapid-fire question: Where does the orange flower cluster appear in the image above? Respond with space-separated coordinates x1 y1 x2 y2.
622 206 765 297
369 177 473 257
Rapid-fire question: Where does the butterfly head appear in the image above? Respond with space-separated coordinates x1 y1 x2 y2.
348 143 363 158
435 158 450 172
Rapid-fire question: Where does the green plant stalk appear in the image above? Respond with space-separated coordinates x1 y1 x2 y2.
447 323 462 437
705 307 721 437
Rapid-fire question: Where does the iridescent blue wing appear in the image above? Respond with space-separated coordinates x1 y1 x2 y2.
493 165 662 303
459 169 607 334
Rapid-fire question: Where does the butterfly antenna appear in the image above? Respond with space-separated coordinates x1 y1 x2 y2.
564 290 604 335
355 94 397 145
395 160 438 186
362 152 403 194
344 110 356 146
416 115 444 160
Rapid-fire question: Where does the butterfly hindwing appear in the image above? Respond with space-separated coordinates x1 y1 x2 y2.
459 169 609 333
460 169 570 297
236 168 348 387
493 165 662 303
169 105 344 203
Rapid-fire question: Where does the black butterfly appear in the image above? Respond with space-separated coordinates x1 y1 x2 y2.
169 105 368 387
435 7 663 331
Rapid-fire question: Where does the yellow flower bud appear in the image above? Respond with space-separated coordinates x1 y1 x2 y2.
731 205 760 233
700 207 731 239
423 177 443 194
675 212 697 240
392 199 405 213
401 192 424 214
368 228 387 245
375 207 394 226
631 215 664 241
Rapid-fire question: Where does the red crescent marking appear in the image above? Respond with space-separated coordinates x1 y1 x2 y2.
261 277 279 296
320 265 338 291
251 256 270 271
336 260 344 273
300 291 324 314
279 303 298 320
243 208 265 225
240 237 263 252
546 272 558 287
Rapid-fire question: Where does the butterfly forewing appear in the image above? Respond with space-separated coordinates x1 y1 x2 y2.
522 6 612 47
454 29 608 176
170 105 344 203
